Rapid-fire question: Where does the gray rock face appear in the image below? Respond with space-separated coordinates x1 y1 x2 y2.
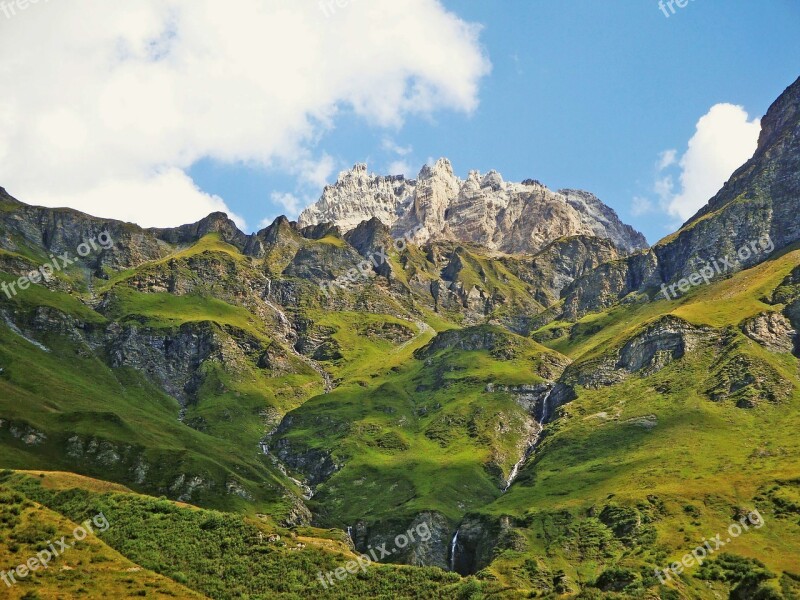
528 236 622 305
0 190 168 272
298 159 648 255
351 511 453 570
561 251 659 320
415 325 518 358
150 212 249 250
271 437 340 487
298 164 414 233
102 323 220 404
616 316 705 373
561 316 713 390
742 312 797 353
562 189 648 253
451 514 521 575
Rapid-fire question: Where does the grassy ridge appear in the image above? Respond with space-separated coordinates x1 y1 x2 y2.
1 471 504 599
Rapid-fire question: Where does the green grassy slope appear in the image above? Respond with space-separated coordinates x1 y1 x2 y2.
275 326 570 530
469 249 800 597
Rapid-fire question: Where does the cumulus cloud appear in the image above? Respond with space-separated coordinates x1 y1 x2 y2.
270 192 303 217
0 0 490 230
32 169 246 230
664 104 761 221
382 138 413 156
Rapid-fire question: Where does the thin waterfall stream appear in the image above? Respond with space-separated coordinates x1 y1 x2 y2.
503 388 553 492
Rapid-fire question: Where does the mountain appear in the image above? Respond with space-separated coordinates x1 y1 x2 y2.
1 76 799 600
561 76 800 319
298 159 648 255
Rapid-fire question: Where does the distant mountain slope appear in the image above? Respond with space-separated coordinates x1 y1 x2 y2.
298 160 648 254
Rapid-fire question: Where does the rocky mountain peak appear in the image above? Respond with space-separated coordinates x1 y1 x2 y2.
757 76 800 152
418 157 455 180
149 211 247 249
298 159 648 255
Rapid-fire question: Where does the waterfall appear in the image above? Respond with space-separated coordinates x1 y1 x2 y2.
503 445 533 492
449 530 460 572
540 387 553 424
346 526 353 541
503 387 555 492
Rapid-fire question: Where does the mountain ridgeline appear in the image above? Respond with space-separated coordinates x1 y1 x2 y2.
1 76 799 599
298 159 648 255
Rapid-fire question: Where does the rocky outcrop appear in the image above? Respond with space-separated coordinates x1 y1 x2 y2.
562 190 648 253
527 236 621 305
0 190 167 272
101 322 221 404
771 266 800 356
150 212 249 250
416 325 518 358
451 514 522 575
560 251 659 320
742 312 797 353
344 217 393 258
561 316 714 389
271 438 340 487
705 341 793 407
298 164 414 234
351 511 452 570
298 159 648 255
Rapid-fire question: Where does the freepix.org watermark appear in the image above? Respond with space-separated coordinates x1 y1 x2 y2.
319 225 421 298
0 0 49 20
1 232 115 300
318 522 432 589
657 235 774 301
319 0 356 18
1 512 111 588
654 508 764 585
658 0 697 18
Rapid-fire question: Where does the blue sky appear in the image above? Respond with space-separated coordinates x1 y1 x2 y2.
2 1 799 244
189 1 800 243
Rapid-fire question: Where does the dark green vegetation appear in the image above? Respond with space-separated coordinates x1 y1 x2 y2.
0 471 496 599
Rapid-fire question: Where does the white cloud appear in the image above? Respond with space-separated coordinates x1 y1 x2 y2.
657 149 678 171
292 154 337 191
258 192 306 230
381 138 413 156
664 104 760 221
387 160 413 177
631 196 655 217
32 169 246 229
271 192 303 216
0 0 490 230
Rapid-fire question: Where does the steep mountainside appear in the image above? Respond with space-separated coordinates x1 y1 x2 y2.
298 160 648 254
560 75 800 320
